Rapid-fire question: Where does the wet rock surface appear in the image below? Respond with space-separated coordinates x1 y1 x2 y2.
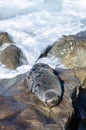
0 63 82 130
0 32 28 70
0 44 28 69
46 32 86 68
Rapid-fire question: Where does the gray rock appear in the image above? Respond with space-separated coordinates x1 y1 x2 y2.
0 73 27 96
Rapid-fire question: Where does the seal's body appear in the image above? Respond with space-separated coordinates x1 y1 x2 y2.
27 63 62 107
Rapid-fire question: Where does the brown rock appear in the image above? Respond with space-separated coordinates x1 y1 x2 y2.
0 32 28 70
0 124 17 130
0 44 28 69
74 67 86 88
0 65 84 130
0 95 26 120
14 108 45 129
0 32 12 46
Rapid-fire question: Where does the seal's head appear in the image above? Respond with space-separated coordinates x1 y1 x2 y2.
44 90 61 107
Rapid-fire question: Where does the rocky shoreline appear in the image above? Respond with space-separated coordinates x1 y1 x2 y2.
0 31 86 130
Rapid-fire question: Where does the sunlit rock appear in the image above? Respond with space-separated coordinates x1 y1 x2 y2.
47 31 86 68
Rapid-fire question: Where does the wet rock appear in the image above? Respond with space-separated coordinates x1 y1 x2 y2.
66 67 86 130
81 77 86 89
0 124 17 130
0 44 28 69
78 119 86 130
76 30 86 40
0 73 27 95
26 63 81 129
0 32 28 70
0 95 26 120
14 108 45 129
13 89 74 130
70 87 86 130
56 68 81 98
0 32 12 46
47 31 86 68
74 67 86 88
0 64 84 130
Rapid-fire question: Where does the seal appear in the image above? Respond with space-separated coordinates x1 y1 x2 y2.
27 63 62 107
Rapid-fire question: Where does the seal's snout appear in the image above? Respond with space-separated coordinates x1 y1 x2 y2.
44 91 61 107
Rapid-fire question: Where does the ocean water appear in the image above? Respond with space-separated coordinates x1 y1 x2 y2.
0 0 86 79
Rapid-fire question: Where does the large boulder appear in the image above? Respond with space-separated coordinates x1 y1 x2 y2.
46 31 86 68
0 63 82 130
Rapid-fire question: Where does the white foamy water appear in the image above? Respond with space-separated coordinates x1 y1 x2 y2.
0 0 86 79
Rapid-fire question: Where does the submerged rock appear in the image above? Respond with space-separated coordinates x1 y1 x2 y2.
46 31 86 68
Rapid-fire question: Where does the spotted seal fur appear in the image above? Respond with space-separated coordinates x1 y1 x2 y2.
27 63 62 107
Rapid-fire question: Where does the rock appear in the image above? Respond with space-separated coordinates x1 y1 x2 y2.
0 64 84 130
0 32 12 46
78 119 86 130
82 78 86 89
76 30 86 40
0 73 27 96
46 31 86 68
0 95 26 120
56 68 81 98
0 32 28 70
74 67 86 88
27 63 62 107
26 63 81 129
0 124 17 130
0 44 28 69
14 108 45 129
